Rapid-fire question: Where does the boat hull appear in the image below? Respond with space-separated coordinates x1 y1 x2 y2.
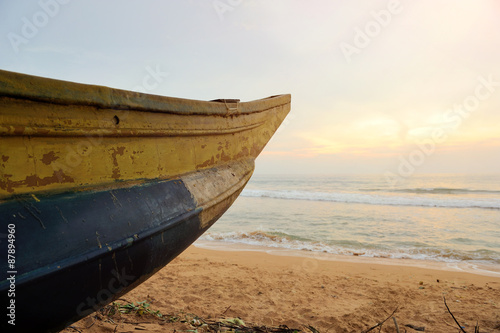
0 70 290 332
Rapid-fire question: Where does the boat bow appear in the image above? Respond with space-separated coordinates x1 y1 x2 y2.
0 69 290 332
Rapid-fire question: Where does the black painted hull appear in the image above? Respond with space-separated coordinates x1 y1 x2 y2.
0 167 248 332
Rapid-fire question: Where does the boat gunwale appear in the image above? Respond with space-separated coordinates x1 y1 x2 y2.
0 69 291 116
0 120 267 138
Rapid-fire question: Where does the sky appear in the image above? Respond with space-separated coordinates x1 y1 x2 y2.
1 0 499 176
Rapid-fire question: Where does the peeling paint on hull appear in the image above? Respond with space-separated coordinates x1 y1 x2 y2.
0 70 290 332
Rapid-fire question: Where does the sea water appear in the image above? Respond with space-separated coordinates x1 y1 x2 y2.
197 174 500 274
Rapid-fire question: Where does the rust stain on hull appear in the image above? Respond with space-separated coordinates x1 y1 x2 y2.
41 151 59 165
110 146 126 180
0 170 75 193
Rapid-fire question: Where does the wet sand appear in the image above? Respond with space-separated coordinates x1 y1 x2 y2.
63 245 500 332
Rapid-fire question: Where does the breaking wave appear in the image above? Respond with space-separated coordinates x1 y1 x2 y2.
362 187 500 195
240 189 500 210
200 231 500 264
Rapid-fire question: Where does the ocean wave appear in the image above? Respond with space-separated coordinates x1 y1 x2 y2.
240 189 500 209
362 187 500 195
200 231 500 264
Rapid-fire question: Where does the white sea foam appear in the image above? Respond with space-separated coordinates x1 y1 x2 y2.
203 174 500 276
363 187 500 195
200 231 500 264
240 189 500 210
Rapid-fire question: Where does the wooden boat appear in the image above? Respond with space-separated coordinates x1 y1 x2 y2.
0 69 290 332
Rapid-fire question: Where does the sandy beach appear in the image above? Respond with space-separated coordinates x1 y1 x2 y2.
62 245 500 332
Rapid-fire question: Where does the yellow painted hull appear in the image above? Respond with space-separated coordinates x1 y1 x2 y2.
0 70 290 199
